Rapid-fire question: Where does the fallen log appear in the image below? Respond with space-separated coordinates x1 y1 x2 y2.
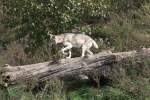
0 48 150 86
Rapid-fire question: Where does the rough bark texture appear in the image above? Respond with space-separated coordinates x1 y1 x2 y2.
0 48 150 85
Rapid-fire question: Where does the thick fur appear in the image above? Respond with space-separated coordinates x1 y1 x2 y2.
54 33 99 58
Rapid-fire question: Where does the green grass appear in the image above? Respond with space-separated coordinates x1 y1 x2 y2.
68 86 134 100
0 85 136 100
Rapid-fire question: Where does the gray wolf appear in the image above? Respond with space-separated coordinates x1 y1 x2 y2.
49 33 99 58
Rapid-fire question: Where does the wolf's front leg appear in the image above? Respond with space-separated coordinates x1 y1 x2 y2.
66 50 71 58
61 42 72 58
61 47 66 55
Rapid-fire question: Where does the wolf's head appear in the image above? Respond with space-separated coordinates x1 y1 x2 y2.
47 32 55 39
47 32 55 45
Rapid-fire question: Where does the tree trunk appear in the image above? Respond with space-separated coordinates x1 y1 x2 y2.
1 48 150 86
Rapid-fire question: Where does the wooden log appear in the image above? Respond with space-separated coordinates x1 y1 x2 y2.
0 48 150 85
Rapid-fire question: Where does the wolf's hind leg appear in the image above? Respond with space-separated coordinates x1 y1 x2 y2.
81 45 87 57
87 49 93 56
86 42 93 56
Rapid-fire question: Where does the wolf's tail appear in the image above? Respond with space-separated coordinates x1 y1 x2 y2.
92 40 98 48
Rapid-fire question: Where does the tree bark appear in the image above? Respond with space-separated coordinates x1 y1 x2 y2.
1 48 150 85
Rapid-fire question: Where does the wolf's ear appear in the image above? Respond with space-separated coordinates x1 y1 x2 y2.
47 32 55 39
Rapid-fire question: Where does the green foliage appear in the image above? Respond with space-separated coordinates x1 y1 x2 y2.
3 0 149 52
2 0 111 52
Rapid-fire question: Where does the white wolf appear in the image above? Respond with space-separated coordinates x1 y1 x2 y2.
49 33 99 58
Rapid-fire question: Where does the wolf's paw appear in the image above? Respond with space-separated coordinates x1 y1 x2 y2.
87 54 93 57
66 56 71 59
81 56 86 59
